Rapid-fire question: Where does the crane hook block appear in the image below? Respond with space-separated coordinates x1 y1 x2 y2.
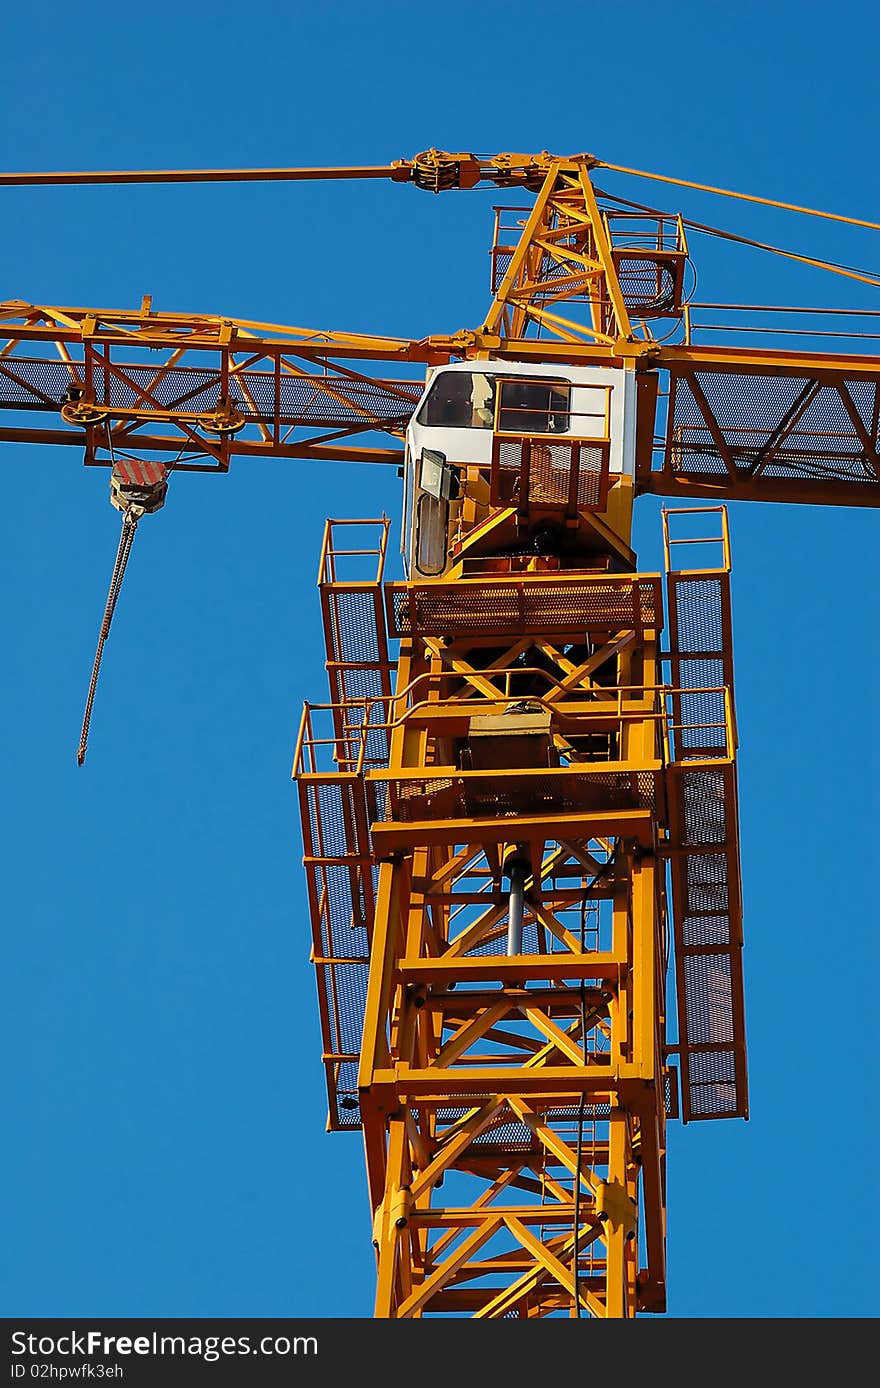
109 459 168 516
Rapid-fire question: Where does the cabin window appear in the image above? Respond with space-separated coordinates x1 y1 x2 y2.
496 378 570 434
415 492 449 575
418 371 570 433
418 371 495 428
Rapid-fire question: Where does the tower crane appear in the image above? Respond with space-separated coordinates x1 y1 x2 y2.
2 149 878 1318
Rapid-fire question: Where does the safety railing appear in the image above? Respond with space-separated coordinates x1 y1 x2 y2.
292 700 392 778
662 505 731 574
315 516 395 760
490 434 612 513
605 211 689 258
489 205 532 294
662 686 736 763
605 212 689 319
292 680 737 782
492 377 611 440
487 376 612 512
318 515 391 586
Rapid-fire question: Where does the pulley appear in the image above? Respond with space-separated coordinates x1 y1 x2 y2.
200 395 245 437
60 386 110 428
410 149 481 193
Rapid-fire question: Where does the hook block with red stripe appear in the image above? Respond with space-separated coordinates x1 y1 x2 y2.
109 458 168 516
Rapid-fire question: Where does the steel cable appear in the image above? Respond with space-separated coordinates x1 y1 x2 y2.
595 159 880 234
76 511 139 766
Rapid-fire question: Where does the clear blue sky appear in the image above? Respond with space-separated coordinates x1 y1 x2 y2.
1 0 877 1320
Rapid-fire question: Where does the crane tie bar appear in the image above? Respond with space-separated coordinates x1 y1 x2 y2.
76 510 139 766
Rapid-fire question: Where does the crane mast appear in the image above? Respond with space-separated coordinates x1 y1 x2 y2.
1 150 877 1317
295 159 743 1317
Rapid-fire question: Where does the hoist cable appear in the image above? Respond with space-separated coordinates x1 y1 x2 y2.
76 511 138 766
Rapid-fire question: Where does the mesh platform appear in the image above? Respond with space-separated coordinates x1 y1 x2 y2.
387 575 663 639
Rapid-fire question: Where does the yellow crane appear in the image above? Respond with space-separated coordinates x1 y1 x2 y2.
2 149 877 1317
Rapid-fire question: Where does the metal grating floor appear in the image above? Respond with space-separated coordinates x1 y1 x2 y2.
388 575 663 638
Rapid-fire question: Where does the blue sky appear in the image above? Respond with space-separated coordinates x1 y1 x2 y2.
1 0 877 1320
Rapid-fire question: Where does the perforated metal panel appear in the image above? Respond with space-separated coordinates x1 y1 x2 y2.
613 256 681 315
491 435 610 511
298 772 376 1129
321 588 392 760
665 561 747 1122
387 575 663 638
384 768 659 821
659 368 880 495
0 354 420 427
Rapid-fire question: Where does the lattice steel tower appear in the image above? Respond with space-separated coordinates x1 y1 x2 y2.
294 158 747 1317
2 148 875 1318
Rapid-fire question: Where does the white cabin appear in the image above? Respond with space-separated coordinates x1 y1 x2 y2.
402 360 636 576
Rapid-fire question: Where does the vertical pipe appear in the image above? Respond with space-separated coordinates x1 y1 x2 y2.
507 862 526 956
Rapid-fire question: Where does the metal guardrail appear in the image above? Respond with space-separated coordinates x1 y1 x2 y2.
292 681 736 780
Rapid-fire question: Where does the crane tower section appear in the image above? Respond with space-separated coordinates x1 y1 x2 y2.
0 143 877 1320
294 355 746 1317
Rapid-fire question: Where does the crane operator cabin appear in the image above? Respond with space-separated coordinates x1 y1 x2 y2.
404 361 638 576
